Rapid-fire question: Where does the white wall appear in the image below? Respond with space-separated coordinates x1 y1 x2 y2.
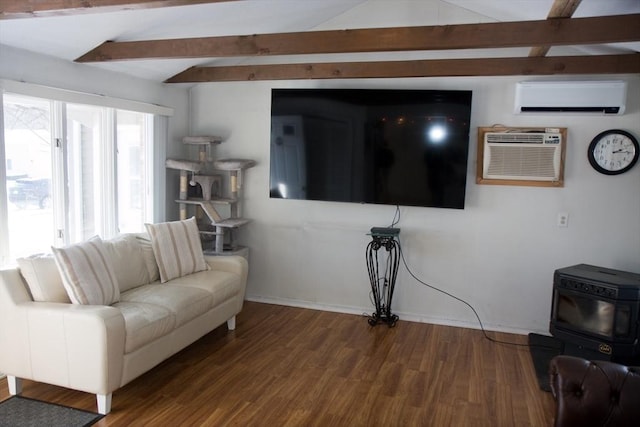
0 45 190 221
190 74 640 335
1 4 637 337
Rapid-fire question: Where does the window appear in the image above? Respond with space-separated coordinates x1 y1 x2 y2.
66 102 106 241
1 92 157 266
2 94 55 261
116 110 153 234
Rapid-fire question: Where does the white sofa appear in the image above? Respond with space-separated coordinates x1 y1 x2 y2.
0 232 248 414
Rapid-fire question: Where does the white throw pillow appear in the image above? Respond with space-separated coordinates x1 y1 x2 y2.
145 217 208 283
133 233 161 283
103 234 151 292
52 236 120 305
17 254 70 303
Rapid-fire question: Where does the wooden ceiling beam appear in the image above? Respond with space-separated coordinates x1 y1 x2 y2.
164 54 640 83
529 0 582 57
0 0 238 19
77 14 640 62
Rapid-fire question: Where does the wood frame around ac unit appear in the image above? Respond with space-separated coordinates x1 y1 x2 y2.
476 126 567 187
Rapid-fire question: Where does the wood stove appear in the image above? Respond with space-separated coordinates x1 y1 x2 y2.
550 264 640 364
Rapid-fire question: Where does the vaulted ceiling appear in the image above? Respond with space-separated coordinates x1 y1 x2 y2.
1 0 639 84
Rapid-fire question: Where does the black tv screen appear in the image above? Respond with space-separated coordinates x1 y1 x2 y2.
269 88 472 208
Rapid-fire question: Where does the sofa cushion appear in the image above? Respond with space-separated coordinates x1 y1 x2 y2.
17 254 70 303
120 284 212 327
168 268 240 308
145 217 208 283
52 236 120 305
112 301 175 353
103 234 152 292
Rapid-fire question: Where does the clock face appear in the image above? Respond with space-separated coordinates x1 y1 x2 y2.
588 130 639 175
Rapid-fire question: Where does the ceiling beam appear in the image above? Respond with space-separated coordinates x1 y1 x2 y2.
0 0 238 19
529 0 582 57
165 53 640 83
76 14 640 63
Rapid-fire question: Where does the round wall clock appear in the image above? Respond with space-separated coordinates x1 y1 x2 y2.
587 129 639 175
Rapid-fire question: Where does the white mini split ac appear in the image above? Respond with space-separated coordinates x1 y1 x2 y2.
515 81 627 115
482 131 563 182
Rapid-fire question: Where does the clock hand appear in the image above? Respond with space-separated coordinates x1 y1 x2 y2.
611 149 631 154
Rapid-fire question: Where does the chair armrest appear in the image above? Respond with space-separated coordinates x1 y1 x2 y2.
549 355 640 427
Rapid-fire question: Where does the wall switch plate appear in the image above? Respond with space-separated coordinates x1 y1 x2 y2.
557 212 569 228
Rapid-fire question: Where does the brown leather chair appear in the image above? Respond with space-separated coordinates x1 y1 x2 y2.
549 355 640 427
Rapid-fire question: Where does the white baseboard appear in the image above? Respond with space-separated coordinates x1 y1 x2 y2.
245 295 543 336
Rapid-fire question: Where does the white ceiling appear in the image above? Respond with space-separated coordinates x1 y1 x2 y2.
1 0 639 82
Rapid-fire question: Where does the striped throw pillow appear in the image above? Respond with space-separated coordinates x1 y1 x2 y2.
145 217 208 283
52 236 120 305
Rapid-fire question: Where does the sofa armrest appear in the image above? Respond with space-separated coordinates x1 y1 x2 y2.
205 255 248 286
204 255 248 312
1 268 126 395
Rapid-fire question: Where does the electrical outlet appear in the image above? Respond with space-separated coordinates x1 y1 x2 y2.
557 212 569 228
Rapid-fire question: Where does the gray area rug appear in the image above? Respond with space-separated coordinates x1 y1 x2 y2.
0 396 103 427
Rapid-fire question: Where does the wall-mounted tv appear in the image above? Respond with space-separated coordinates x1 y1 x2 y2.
269 88 472 209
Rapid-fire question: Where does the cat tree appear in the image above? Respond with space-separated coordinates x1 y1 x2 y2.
165 136 255 256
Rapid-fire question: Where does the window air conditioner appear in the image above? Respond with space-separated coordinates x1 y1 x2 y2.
515 81 627 115
482 131 564 182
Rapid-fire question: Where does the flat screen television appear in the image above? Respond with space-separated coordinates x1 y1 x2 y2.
269 88 472 209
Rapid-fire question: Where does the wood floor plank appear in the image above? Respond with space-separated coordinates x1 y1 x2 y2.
0 301 555 425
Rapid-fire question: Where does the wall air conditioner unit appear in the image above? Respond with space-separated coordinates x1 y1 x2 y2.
477 127 566 187
515 81 627 115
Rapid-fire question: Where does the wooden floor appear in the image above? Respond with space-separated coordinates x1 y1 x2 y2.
0 302 556 426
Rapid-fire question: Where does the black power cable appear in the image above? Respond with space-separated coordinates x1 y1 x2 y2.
390 205 401 227
397 240 531 347
387 205 556 349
